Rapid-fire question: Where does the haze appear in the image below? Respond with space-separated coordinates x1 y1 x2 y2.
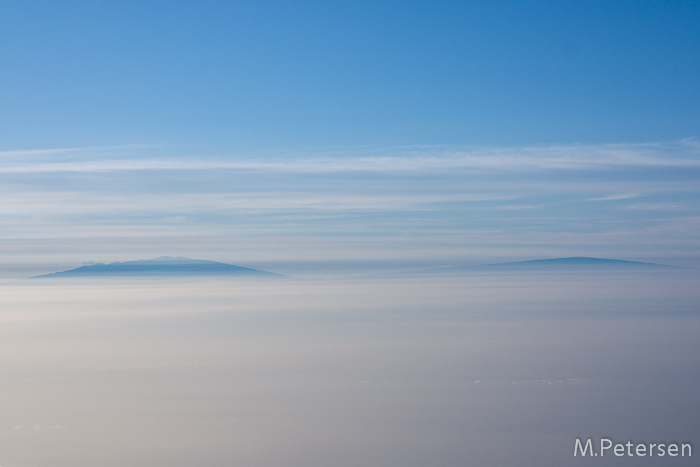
0 270 697 466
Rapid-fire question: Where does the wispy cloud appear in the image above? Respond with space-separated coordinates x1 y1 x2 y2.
624 202 688 211
0 140 699 174
0 140 698 267
587 193 641 201
0 192 520 217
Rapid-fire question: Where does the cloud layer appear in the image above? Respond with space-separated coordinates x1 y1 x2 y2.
1 141 699 274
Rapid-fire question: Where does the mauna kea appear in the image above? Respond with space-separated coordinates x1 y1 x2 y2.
35 257 283 278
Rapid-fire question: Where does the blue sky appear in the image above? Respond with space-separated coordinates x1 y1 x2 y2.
0 1 699 275
1 0 698 149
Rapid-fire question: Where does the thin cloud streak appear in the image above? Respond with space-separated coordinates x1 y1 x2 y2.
587 193 642 201
0 141 698 270
0 140 699 174
0 192 520 216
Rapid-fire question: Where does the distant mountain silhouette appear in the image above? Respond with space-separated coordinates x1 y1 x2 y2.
413 257 676 275
473 257 671 269
35 257 284 278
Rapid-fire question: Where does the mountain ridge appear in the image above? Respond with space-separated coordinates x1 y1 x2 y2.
472 256 671 268
34 256 284 278
418 256 676 274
